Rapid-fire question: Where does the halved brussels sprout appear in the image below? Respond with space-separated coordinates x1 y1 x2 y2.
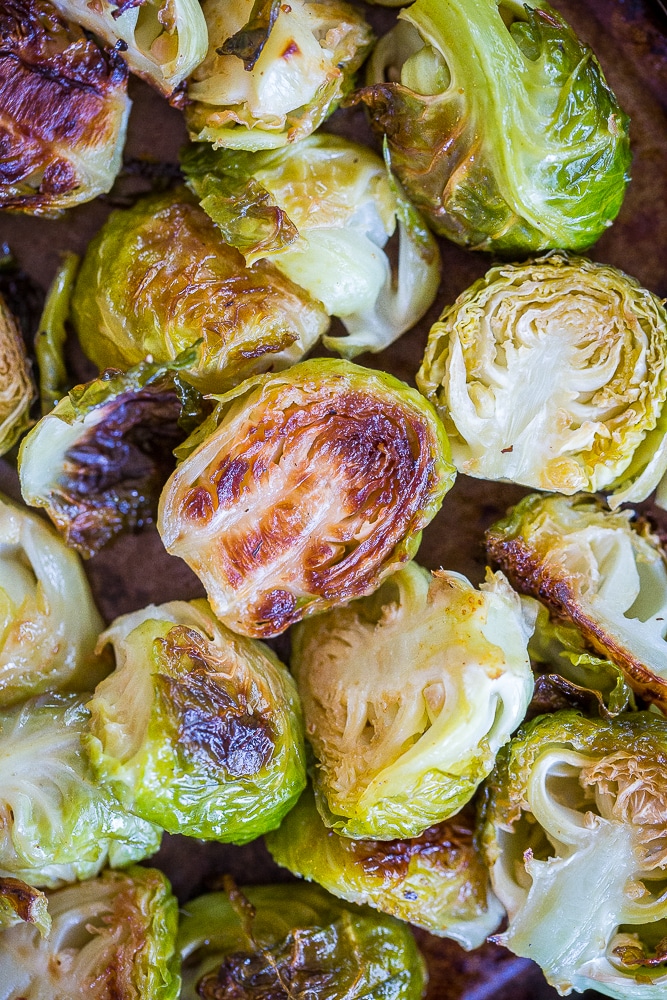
354 0 630 253
19 353 205 557
0 0 131 215
486 494 667 712
0 296 34 455
86 598 306 842
48 0 207 98
178 882 427 999
71 192 329 393
266 785 504 948
158 359 454 638
0 867 180 998
417 254 667 503
182 136 441 358
481 710 667 998
0 494 107 706
0 878 49 938
186 0 373 150
0 693 161 888
291 561 533 839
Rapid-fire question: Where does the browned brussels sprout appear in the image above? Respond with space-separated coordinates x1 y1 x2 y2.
0 295 34 455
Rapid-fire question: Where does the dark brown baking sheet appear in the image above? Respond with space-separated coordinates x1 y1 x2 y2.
2 1 667 996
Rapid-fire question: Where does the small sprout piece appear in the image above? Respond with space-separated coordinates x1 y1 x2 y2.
178 882 427 999
266 785 504 948
0 494 107 706
86 599 306 842
291 562 533 840
0 0 131 215
0 296 34 455
481 711 667 997
486 494 667 712
34 253 79 416
0 867 181 997
0 693 161 888
182 136 441 358
187 0 373 150
355 0 630 253
71 192 329 393
0 878 50 937
417 254 667 504
158 360 454 638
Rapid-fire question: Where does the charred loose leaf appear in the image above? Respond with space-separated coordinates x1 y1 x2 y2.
158 359 455 638
0 0 131 215
0 878 49 937
0 296 34 455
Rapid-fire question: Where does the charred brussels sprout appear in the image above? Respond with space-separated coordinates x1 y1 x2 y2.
0 296 34 455
0 0 130 215
417 254 667 503
186 0 373 150
71 192 329 393
0 495 107 706
355 0 630 253
86 599 306 842
0 693 161 888
182 136 440 358
481 711 667 997
266 785 504 948
0 867 180 998
178 882 427 999
291 561 533 838
486 494 667 713
158 360 454 638
0 878 49 937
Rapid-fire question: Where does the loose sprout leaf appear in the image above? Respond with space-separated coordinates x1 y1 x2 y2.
33 254 78 417
0 878 50 938
0 296 34 456
218 0 282 70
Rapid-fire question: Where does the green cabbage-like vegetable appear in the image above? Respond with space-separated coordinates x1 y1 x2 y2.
354 0 630 253
86 598 306 842
181 136 441 358
417 254 667 504
481 710 667 998
71 192 329 394
266 785 504 948
178 882 427 999
0 693 161 888
158 359 454 638
486 493 667 713
186 0 373 150
0 495 107 706
0 296 34 455
0 867 180 998
291 561 533 839
0 878 50 938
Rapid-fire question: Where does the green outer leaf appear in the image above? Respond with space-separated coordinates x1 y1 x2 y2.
217 0 282 70
34 253 78 416
0 878 50 937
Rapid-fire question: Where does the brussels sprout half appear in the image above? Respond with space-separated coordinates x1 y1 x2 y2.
266 785 505 948
86 599 306 842
486 494 667 713
0 0 131 215
158 359 454 637
0 296 34 456
417 254 667 503
71 191 330 394
354 0 630 254
0 867 181 1000
186 0 373 150
178 882 427 999
481 710 667 998
0 693 161 888
182 135 441 358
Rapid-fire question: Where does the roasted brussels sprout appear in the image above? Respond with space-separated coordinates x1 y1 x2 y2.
0 693 161 888
481 710 667 997
178 882 427 999
186 0 373 150
158 360 454 637
19 353 205 557
290 561 533 838
0 867 181 998
0 878 49 937
48 0 207 98
86 599 306 842
71 192 329 393
0 495 107 706
486 494 667 713
354 0 630 253
266 785 504 948
417 254 667 504
0 296 34 455
182 136 440 358
0 0 131 215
